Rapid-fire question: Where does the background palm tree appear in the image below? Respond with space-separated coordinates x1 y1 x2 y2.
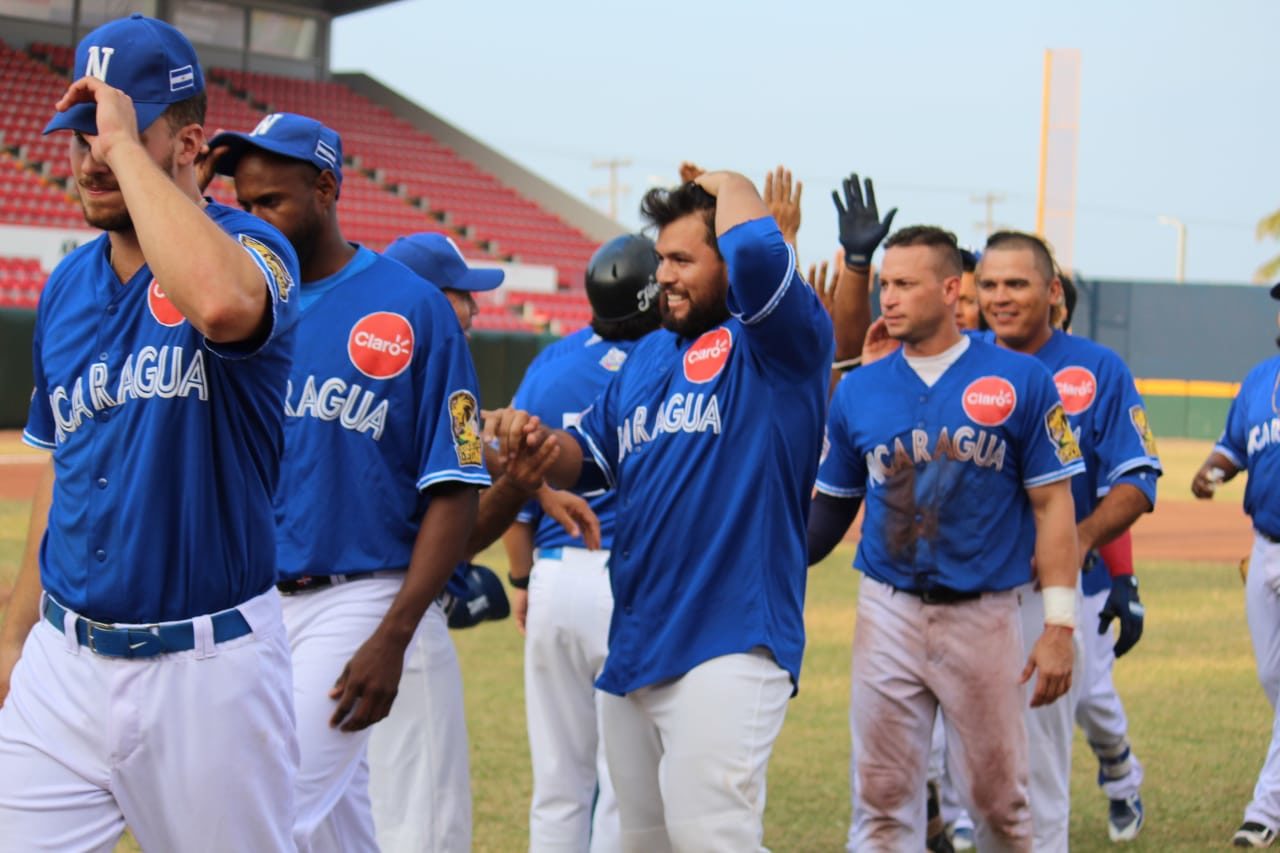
1257 208 1280 282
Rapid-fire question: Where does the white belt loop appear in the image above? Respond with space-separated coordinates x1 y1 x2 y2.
61 607 79 655
192 614 216 659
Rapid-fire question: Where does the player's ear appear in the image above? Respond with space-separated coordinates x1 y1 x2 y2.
172 123 205 168
941 274 961 305
315 169 339 207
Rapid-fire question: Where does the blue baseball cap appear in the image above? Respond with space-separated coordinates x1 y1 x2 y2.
44 14 204 136
208 113 343 191
384 233 504 292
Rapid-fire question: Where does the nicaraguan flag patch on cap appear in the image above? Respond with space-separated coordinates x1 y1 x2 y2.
169 64 195 92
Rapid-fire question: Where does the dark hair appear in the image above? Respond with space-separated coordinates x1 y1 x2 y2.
162 92 207 132
639 182 719 257
591 310 661 342
883 225 963 277
959 248 978 273
1060 272 1078 329
984 230 1056 282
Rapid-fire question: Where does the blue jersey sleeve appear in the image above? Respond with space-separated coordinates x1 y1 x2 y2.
569 376 620 493
814 377 867 498
1216 380 1251 469
204 215 301 361
22 305 55 450
1091 353 1161 505
721 217 835 381
1018 364 1087 488
416 315 492 491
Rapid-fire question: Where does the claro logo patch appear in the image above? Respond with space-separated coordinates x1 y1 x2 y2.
961 376 1017 427
348 312 414 379
1054 366 1097 415
147 279 185 327
683 327 732 384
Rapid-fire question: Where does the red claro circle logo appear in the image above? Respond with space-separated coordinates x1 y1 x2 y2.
147 279 185 327
962 376 1017 426
348 312 414 379
1054 365 1097 415
683 327 733 383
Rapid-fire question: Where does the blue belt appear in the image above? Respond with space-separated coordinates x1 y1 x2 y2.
536 547 564 560
43 596 252 659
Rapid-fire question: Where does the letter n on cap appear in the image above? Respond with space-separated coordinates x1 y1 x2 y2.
85 46 115 81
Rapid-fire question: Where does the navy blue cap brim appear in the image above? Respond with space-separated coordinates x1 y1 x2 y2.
1271 281 1280 300
44 100 169 136
451 268 504 292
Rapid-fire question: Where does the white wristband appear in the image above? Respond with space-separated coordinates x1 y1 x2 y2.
1042 586 1076 629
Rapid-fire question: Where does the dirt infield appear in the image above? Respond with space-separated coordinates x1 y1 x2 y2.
0 455 43 501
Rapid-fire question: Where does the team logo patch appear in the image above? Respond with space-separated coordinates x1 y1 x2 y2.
599 346 628 372
348 312 414 379
1129 405 1158 457
147 279 185 327
448 390 483 466
683 327 733 384
961 376 1017 427
1054 366 1097 415
238 234 293 302
1044 402 1083 464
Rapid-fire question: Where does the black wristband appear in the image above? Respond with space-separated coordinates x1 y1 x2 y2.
508 572 530 590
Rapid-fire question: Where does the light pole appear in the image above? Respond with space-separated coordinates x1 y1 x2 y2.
1157 215 1186 283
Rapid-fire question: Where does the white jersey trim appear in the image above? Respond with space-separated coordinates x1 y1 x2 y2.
1214 443 1244 469
21 429 55 450
416 469 492 492
1104 456 1163 485
1023 461 1086 489
814 480 864 499
733 242 795 326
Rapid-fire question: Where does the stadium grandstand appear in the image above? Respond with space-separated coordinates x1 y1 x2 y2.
0 0 622 333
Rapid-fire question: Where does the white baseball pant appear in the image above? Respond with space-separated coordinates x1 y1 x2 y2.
1243 531 1280 830
928 710 974 833
367 600 472 852
283 574 412 853
600 649 791 852
524 547 619 852
1016 581 1084 853
847 578 1031 853
1074 585 1144 801
0 588 300 853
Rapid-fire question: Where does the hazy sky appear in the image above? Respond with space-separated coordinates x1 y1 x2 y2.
332 0 1279 285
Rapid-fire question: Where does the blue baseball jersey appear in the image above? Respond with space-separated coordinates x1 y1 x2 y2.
571 216 833 695
817 339 1086 593
274 247 490 580
512 326 642 550
1215 354 1280 537
23 201 299 623
1031 330 1161 593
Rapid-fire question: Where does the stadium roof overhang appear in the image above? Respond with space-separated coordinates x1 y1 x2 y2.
307 0 398 17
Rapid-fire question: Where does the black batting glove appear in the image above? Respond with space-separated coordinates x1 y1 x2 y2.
832 173 897 270
1098 574 1144 657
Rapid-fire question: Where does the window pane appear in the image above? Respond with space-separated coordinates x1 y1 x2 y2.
249 9 316 60
172 0 243 50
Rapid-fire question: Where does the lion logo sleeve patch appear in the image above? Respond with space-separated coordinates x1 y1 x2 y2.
1129 405 1158 457
238 233 294 303
448 390 483 467
1044 401 1083 465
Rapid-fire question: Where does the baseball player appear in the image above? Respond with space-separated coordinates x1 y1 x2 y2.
498 233 661 852
491 170 833 850
0 16 302 851
977 231 1159 847
1192 282 1280 847
808 224 1082 852
205 116 489 851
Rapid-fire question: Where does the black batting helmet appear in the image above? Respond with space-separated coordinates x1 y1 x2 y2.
585 234 659 323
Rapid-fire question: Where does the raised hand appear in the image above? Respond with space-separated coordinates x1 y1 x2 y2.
54 76 142 163
763 165 802 246
807 251 841 318
832 172 897 269
194 133 229 194
679 161 706 184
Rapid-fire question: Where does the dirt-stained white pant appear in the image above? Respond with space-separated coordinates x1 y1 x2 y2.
0 588 300 853
367 601 472 853
1075 585 1144 801
600 650 791 853
524 547 618 852
847 578 1031 853
1244 532 1280 830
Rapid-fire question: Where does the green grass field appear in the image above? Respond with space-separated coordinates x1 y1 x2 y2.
0 439 1268 851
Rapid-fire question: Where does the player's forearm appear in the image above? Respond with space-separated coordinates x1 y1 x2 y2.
468 476 536 557
502 523 535 580
807 492 861 565
108 142 269 343
832 264 871 362
702 172 770 236
377 484 479 644
543 431 586 491
1077 483 1152 554
1030 480 1080 592
1 458 53 647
